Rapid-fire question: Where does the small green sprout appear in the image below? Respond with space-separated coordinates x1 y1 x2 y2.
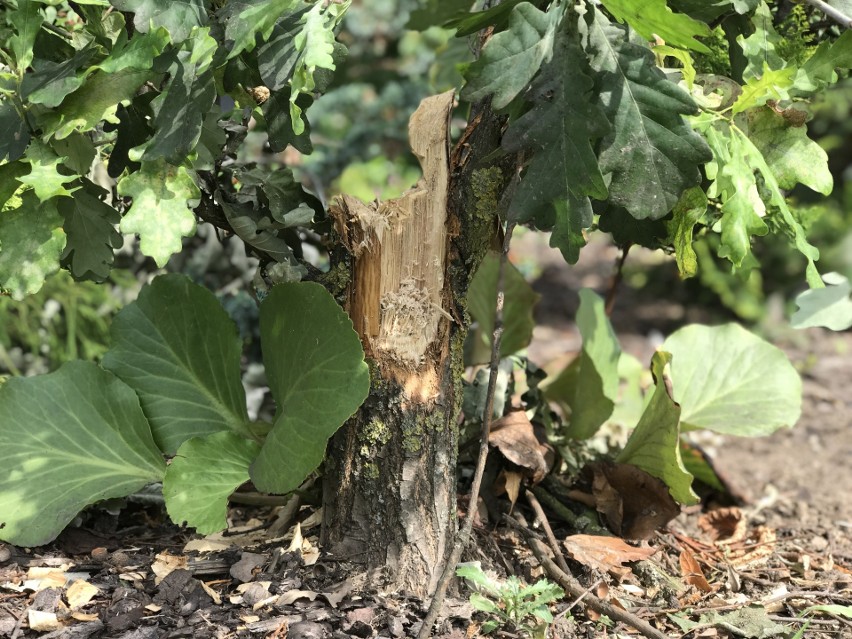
456 562 564 637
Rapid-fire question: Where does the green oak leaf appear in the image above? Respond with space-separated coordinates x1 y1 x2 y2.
0 100 30 162
0 191 66 299
445 0 525 37
668 0 758 23
164 432 261 534
50 132 96 175
467 251 540 362
58 179 122 281
600 0 711 53
503 17 608 249
794 29 852 93
261 88 313 154
737 2 783 80
731 64 795 114
96 26 171 74
0 361 166 547
548 196 593 264
617 351 698 505
544 289 621 439
237 166 321 224
461 2 561 110
218 0 301 59
192 109 227 171
20 47 96 108
257 10 310 91
666 187 707 279
42 68 154 140
0 161 27 208
733 128 821 285
110 0 208 43
408 0 474 31
584 8 711 220
117 160 200 267
287 1 348 134
19 141 79 201
220 196 304 268
130 32 217 164
250 282 370 494
9 0 41 70
662 323 801 436
102 274 251 454
792 272 852 331
746 107 832 195
703 123 768 267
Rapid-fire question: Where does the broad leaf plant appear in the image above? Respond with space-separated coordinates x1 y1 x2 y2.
0 0 848 545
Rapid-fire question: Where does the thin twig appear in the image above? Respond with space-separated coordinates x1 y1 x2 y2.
416 220 517 639
525 490 571 574
802 0 852 29
605 243 631 317
562 577 603 616
506 516 671 639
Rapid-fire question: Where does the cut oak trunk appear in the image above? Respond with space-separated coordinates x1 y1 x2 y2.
321 93 511 595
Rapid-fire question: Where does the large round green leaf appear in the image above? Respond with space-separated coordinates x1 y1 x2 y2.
102 274 250 454
250 282 370 494
0 362 165 547
164 432 261 534
663 323 801 436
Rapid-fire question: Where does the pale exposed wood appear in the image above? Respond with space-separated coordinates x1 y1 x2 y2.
332 91 454 388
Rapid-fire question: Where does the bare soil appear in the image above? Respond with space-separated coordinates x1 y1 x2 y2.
1 234 850 638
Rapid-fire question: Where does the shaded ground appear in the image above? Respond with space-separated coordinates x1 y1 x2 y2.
1 233 850 638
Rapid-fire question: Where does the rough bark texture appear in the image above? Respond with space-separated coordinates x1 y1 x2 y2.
321 95 513 595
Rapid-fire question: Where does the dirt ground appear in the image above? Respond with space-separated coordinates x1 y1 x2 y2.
0 233 850 638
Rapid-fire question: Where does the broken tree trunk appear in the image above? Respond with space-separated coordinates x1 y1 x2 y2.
321 92 512 595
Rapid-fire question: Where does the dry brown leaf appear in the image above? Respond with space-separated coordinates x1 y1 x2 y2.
679 549 713 593
489 412 552 483
698 507 747 543
28 610 62 632
500 470 523 506
591 463 680 540
563 534 656 578
151 552 187 586
66 579 99 609
277 589 319 606
200 581 222 605
70 611 99 622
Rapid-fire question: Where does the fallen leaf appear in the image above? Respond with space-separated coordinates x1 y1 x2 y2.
489 412 552 483
200 581 222 605
563 534 656 578
277 589 319 606
592 462 681 539
698 507 747 543
151 552 187 586
28 610 62 632
66 579 99 608
679 549 713 593
70 611 99 621
498 470 523 507
240 614 260 623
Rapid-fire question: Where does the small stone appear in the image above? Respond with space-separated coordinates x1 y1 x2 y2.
289 620 330 639
346 620 373 638
810 535 829 552
90 547 109 562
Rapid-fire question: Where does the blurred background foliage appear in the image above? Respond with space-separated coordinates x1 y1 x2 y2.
2 0 851 379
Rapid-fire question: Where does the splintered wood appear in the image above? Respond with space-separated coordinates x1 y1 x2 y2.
332 91 454 381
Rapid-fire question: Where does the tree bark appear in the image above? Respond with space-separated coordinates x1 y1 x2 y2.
321 94 512 595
